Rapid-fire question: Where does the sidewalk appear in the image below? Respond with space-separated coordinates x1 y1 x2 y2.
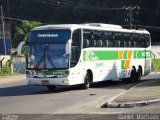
0 74 26 85
103 79 160 108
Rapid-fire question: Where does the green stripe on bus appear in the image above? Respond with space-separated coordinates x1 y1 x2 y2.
123 51 128 59
134 50 151 59
121 60 126 69
27 70 70 76
83 50 151 61
83 50 118 61
134 50 138 59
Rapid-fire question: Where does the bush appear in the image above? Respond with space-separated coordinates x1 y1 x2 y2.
0 60 12 75
152 59 160 71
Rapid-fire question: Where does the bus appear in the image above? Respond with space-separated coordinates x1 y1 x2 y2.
18 23 151 91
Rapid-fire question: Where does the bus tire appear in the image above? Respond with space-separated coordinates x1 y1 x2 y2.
130 68 136 82
83 72 91 89
47 85 56 91
135 68 141 82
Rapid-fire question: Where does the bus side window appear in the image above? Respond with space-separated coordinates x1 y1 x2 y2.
115 40 120 47
123 41 127 47
134 41 137 47
128 40 131 47
123 33 132 48
132 34 138 47
108 40 111 47
83 29 92 47
142 36 146 48
145 34 150 48
71 29 82 67
114 33 121 47
101 31 106 47
90 40 96 47
104 32 113 47
97 40 102 47
71 46 77 66
83 39 89 48
138 34 145 47
72 29 81 48
103 40 108 47
109 40 115 47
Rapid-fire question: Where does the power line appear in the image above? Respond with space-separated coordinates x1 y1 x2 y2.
50 0 113 10
1 14 49 24
36 0 124 11
141 8 160 14
140 11 160 16
134 25 160 30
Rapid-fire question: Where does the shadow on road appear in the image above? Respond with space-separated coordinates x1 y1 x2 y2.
0 85 47 97
0 79 153 97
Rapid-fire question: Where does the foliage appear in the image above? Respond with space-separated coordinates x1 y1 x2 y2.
0 60 12 75
156 80 160 86
13 20 42 48
152 59 160 71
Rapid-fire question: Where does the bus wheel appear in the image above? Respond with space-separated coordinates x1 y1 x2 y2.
135 68 141 82
47 85 56 91
130 68 136 82
83 72 91 89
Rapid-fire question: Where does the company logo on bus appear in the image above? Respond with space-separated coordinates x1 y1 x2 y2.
38 34 59 38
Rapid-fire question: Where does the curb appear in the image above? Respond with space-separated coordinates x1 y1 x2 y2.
150 72 160 75
101 79 160 108
102 99 160 108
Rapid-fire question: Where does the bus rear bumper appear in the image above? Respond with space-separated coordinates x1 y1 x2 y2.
27 77 71 86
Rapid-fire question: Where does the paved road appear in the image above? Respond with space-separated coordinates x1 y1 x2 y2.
0 73 160 117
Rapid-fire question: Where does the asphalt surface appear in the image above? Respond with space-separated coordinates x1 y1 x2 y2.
0 73 160 120
0 80 133 114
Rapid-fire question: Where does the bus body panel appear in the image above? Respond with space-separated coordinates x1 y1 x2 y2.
27 77 70 86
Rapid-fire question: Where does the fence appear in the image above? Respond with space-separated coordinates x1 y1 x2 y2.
12 56 26 74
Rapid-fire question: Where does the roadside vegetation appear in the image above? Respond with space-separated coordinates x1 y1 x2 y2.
0 20 42 76
156 80 160 86
152 59 160 86
0 60 13 76
13 20 42 48
152 59 160 72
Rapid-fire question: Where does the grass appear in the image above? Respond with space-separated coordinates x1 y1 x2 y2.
155 79 160 86
0 73 20 77
152 59 160 71
0 60 16 77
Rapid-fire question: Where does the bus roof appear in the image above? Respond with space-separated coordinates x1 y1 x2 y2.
32 23 150 34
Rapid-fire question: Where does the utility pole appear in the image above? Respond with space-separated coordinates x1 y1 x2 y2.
1 5 6 55
125 6 134 29
125 6 140 29
129 7 133 29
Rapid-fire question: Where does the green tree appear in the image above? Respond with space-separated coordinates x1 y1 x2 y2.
13 20 42 47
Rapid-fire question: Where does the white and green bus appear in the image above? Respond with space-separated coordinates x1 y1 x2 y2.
18 23 151 90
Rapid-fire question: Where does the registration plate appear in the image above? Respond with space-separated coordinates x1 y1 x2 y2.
42 80 49 85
